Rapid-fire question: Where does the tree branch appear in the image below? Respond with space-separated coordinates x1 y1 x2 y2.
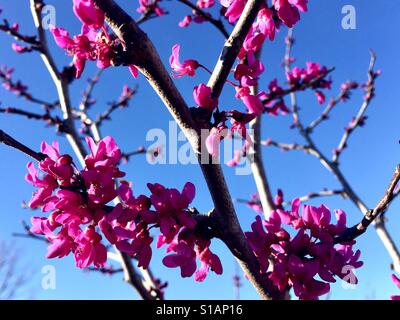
30 0 87 165
206 0 264 98
334 165 400 243
332 51 377 164
93 0 281 299
177 0 229 38
0 129 46 161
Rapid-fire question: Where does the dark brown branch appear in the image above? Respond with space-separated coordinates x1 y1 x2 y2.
0 129 46 161
0 107 62 127
207 0 264 98
334 165 400 243
0 19 41 47
79 70 103 111
177 0 229 38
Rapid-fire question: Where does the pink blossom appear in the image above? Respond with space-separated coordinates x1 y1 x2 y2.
74 226 107 269
179 15 192 27
234 52 264 87
223 0 246 23
197 0 215 8
137 0 165 17
254 7 276 41
273 0 308 28
50 26 115 78
245 199 363 299
11 43 31 53
163 240 197 277
315 90 325 104
72 0 105 30
246 193 263 213
205 127 223 157
227 150 241 167
169 44 199 78
235 87 264 115
128 65 139 78
195 240 223 281
193 83 216 110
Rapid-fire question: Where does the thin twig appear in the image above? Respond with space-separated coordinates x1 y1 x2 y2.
332 51 377 164
177 0 229 38
334 165 400 243
306 82 358 133
0 129 46 161
248 49 276 217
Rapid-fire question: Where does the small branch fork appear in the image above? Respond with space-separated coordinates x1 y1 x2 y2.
334 165 400 244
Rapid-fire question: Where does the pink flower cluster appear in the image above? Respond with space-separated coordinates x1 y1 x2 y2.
50 0 138 78
137 0 166 17
26 137 221 281
245 198 363 300
286 62 332 105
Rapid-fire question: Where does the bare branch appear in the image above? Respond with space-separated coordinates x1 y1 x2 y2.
0 129 46 161
248 49 276 217
30 0 87 165
306 81 358 133
332 51 377 164
207 0 264 98
334 165 400 243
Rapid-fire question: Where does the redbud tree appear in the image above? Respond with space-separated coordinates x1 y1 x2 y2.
0 0 399 300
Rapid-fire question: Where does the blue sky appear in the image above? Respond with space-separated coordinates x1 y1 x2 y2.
0 0 399 300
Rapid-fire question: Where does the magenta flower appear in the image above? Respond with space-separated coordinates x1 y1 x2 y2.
222 0 246 23
193 83 216 110
195 240 223 281
72 0 105 30
254 7 276 41
391 274 400 300
205 127 223 157
50 26 115 78
74 226 107 269
163 240 197 277
315 90 325 104
179 15 192 27
273 0 308 28
197 0 215 9
169 44 199 78
137 0 165 17
236 87 265 115
246 199 363 300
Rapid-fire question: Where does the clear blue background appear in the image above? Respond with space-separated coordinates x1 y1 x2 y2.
0 0 399 300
